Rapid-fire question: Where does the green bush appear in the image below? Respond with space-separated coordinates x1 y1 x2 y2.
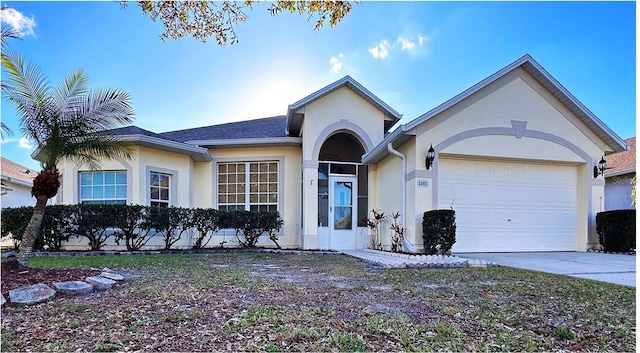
191 208 220 249
422 209 456 255
37 205 74 251
111 204 155 251
73 204 120 251
1 206 33 249
596 210 636 252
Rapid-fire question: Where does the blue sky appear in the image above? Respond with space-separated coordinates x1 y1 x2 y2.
1 1 636 171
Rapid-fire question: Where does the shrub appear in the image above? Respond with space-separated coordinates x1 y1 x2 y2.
260 210 284 249
37 205 74 251
596 210 636 252
147 207 195 250
112 204 155 251
1 206 32 249
231 210 262 248
422 209 456 255
191 208 220 249
73 204 120 251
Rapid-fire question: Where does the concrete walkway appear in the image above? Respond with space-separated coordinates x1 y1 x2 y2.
340 249 489 269
458 252 636 287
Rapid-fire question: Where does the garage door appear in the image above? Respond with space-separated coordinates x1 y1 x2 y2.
438 158 577 252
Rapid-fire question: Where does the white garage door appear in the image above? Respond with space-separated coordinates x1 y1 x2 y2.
438 158 577 252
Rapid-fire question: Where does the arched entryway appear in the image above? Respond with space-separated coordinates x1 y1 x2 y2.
317 133 369 250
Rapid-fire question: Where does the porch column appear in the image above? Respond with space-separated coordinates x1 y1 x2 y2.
302 163 319 249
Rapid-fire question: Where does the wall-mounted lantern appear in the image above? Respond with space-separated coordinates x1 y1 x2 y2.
426 144 435 170
593 156 608 178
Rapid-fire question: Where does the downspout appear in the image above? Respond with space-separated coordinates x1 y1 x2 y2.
387 143 417 253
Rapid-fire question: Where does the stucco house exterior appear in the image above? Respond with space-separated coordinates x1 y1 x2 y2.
1 157 38 209
604 137 635 210
1 157 39 248
52 54 628 252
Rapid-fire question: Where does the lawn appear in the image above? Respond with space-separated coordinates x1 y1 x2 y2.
1 252 635 352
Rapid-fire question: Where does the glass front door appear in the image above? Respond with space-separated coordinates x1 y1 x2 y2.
329 175 357 249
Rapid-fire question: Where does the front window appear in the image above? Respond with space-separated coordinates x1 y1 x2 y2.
218 161 278 212
80 171 126 204
150 172 170 208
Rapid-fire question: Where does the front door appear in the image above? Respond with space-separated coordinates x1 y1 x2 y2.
329 175 357 249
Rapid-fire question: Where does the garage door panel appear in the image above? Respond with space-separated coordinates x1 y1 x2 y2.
439 159 577 252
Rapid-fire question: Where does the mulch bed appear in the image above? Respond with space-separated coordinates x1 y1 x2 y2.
1 257 98 299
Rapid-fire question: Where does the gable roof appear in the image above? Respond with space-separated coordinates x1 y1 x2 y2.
286 76 402 136
363 54 629 164
1 157 38 187
605 137 636 177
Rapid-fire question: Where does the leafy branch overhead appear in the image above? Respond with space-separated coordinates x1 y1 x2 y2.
125 1 353 44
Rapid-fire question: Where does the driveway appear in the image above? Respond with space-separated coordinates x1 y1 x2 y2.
458 252 636 287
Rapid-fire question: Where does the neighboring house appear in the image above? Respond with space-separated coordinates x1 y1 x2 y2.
52 54 628 252
604 137 635 210
1 157 39 248
1 157 38 209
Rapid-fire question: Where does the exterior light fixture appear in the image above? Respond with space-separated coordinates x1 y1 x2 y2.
593 156 608 178
425 144 435 170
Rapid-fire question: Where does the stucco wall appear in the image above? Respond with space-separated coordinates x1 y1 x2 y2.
209 145 302 249
385 67 611 252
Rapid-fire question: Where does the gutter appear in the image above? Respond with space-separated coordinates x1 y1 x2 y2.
386 143 418 253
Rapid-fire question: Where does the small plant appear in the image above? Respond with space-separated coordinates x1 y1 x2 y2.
389 212 405 253
363 209 387 250
423 209 456 255
554 326 575 340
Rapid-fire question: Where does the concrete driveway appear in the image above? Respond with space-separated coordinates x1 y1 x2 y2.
457 252 636 287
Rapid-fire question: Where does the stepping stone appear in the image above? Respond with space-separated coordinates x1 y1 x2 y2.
1 294 5 307
100 272 124 281
85 276 117 291
9 283 56 306
53 281 94 295
102 267 116 273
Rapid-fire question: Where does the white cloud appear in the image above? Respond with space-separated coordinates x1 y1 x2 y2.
418 34 429 46
368 40 390 59
398 37 416 51
329 53 344 74
0 7 36 37
18 137 33 149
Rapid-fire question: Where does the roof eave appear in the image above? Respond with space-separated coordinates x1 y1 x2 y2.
117 134 213 162
188 137 303 148
605 168 636 178
1 175 33 188
286 76 402 136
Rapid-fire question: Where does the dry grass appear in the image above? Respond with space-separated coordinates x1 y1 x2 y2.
1 252 635 352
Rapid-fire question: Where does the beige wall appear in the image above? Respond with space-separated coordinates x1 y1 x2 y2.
298 86 390 249
209 145 302 249
390 67 610 252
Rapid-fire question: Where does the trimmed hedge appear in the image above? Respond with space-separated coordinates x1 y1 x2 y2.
1 204 284 251
422 209 456 255
596 210 636 252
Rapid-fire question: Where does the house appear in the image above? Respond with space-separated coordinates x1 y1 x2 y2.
1 157 39 248
52 54 628 252
604 137 635 210
1 157 38 209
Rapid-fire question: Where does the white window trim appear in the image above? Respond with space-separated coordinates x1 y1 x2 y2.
72 158 133 204
213 156 285 212
145 166 178 207
78 170 128 204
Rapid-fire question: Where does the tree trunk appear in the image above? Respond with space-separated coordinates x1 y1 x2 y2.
17 194 49 265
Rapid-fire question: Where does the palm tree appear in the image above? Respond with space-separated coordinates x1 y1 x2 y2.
1 52 135 264
1 20 19 138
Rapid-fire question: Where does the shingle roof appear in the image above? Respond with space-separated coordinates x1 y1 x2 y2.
605 137 635 176
107 126 180 142
160 116 287 143
1 157 38 184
